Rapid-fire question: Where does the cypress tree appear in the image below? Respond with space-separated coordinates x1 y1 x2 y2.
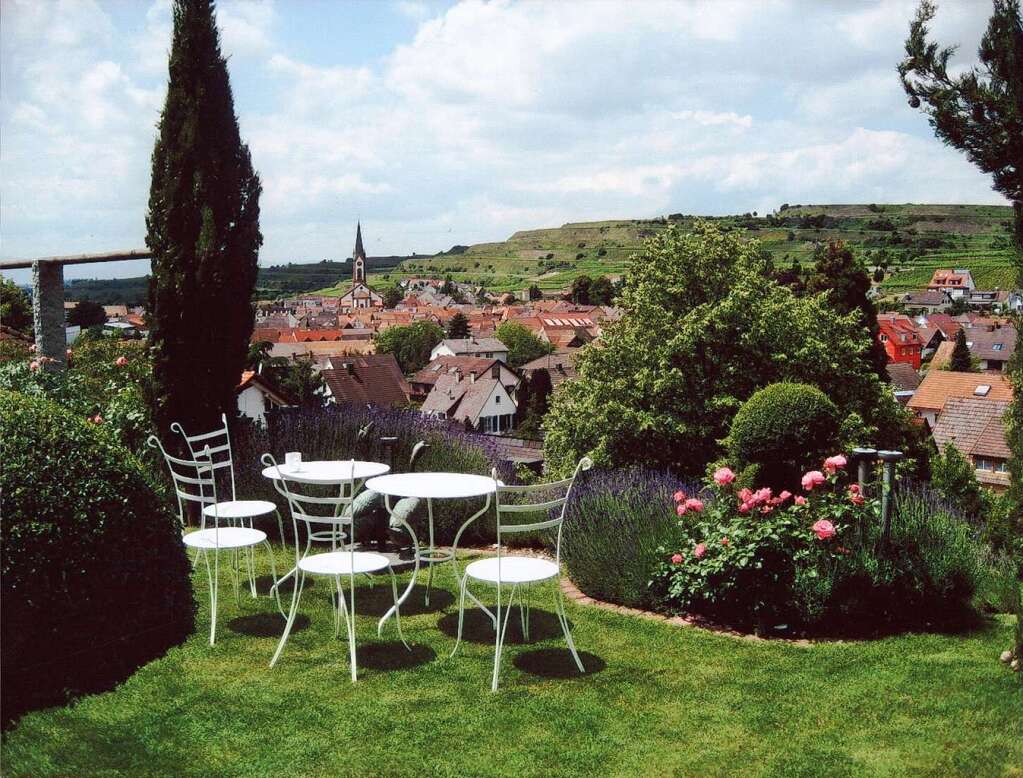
447 311 470 339
948 328 973 372
146 0 262 436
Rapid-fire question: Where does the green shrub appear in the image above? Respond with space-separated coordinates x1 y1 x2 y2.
561 468 691 609
0 390 194 725
727 383 840 492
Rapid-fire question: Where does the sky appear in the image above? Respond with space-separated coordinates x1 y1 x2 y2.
0 0 1009 283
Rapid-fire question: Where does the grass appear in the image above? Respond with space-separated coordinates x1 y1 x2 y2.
3 546 1021 777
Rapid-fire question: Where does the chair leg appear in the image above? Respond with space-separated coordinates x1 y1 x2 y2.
246 544 258 598
554 583 585 674
492 584 518 693
262 541 283 616
450 573 470 658
270 570 306 668
274 509 285 548
520 588 530 642
387 565 411 651
334 575 344 639
335 575 357 683
202 547 219 646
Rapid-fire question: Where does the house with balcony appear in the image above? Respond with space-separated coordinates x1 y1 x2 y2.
927 268 975 300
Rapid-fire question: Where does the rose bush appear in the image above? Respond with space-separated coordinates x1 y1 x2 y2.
653 456 879 629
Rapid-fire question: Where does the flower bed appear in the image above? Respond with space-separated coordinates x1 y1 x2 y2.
645 455 985 635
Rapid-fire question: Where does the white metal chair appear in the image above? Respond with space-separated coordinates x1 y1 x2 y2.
172 414 285 557
149 437 280 646
262 453 410 679
452 457 592 691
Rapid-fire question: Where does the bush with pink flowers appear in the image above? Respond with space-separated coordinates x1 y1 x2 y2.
652 454 984 633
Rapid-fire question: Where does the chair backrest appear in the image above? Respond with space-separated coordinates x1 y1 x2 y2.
171 413 237 502
148 435 219 531
261 453 356 564
492 457 592 566
409 440 430 472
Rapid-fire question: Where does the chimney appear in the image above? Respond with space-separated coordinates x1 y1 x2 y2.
470 371 477 383
344 362 354 376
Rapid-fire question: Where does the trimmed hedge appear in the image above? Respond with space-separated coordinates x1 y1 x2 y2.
0 390 194 725
727 382 840 491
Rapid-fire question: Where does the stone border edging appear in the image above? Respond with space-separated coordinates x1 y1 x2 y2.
559 576 814 646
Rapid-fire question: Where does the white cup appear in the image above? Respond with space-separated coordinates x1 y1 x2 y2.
285 452 303 471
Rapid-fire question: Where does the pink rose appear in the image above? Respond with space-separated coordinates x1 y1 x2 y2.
850 494 865 506
753 487 772 505
673 490 687 503
738 502 751 514
115 356 129 367
801 470 826 491
676 503 687 517
738 488 753 503
684 498 704 513
66 349 73 358
760 505 773 515
713 467 736 486
778 490 792 503
794 495 807 506
721 537 730 546
671 553 684 565
812 519 836 540
29 344 37 353
848 483 860 494
694 543 707 559
29 360 40 371
824 454 847 473
91 414 103 425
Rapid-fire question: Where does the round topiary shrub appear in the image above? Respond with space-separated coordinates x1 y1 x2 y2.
727 382 841 492
0 390 194 725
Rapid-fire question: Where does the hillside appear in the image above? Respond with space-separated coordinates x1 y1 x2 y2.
61 204 1017 303
315 203 1017 297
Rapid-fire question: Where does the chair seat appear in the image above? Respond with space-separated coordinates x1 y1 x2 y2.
183 526 267 550
298 551 390 576
202 500 277 519
464 556 560 584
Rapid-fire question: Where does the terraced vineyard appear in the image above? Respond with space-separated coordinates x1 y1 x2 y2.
313 203 1017 297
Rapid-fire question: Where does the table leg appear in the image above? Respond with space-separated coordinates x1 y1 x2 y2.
377 494 420 636
425 498 435 606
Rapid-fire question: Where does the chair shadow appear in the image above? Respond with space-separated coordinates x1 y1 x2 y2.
357 641 436 672
513 649 606 679
352 582 455 617
435 607 570 645
227 612 310 638
255 575 318 596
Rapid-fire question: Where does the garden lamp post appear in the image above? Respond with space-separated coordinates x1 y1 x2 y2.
877 450 904 544
851 447 877 495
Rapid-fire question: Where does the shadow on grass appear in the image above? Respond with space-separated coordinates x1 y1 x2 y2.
227 612 310 638
352 582 455 617
513 649 606 679
435 608 575 644
358 641 436 672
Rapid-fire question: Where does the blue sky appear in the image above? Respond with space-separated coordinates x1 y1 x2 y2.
0 0 1008 283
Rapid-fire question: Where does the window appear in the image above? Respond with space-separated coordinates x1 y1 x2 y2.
880 334 888 342
495 395 501 404
974 385 991 396
993 343 1004 351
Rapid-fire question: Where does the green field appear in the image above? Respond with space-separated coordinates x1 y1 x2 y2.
310 204 1017 297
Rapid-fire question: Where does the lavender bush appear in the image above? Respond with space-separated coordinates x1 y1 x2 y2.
560 467 701 609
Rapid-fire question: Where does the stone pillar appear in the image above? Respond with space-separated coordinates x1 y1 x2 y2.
32 260 66 369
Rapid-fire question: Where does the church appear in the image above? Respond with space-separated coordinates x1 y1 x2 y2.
337 222 383 310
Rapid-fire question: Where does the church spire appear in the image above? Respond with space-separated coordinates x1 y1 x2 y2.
353 222 366 284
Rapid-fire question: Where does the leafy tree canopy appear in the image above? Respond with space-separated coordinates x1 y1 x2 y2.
1 278 32 334
382 283 403 309
494 321 552 368
375 321 444 374
68 300 108 329
932 441 986 519
544 222 908 477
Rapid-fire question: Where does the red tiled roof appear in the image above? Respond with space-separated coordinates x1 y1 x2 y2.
321 354 410 408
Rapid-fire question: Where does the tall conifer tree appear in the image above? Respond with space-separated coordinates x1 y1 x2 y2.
146 0 262 435
948 329 973 372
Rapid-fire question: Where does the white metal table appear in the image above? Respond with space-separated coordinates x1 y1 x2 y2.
261 460 390 592
364 472 498 633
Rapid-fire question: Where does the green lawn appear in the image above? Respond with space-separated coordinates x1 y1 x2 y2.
4 548 1021 777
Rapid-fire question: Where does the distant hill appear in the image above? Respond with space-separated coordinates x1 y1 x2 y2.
64 204 1018 303
313 203 1016 296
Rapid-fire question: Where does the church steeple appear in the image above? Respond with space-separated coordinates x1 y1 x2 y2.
353 222 366 284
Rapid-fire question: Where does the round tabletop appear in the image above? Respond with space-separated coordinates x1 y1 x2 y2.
260 460 390 485
365 472 499 500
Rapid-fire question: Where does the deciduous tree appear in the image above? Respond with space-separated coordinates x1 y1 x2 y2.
494 321 552 368
375 321 443 374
